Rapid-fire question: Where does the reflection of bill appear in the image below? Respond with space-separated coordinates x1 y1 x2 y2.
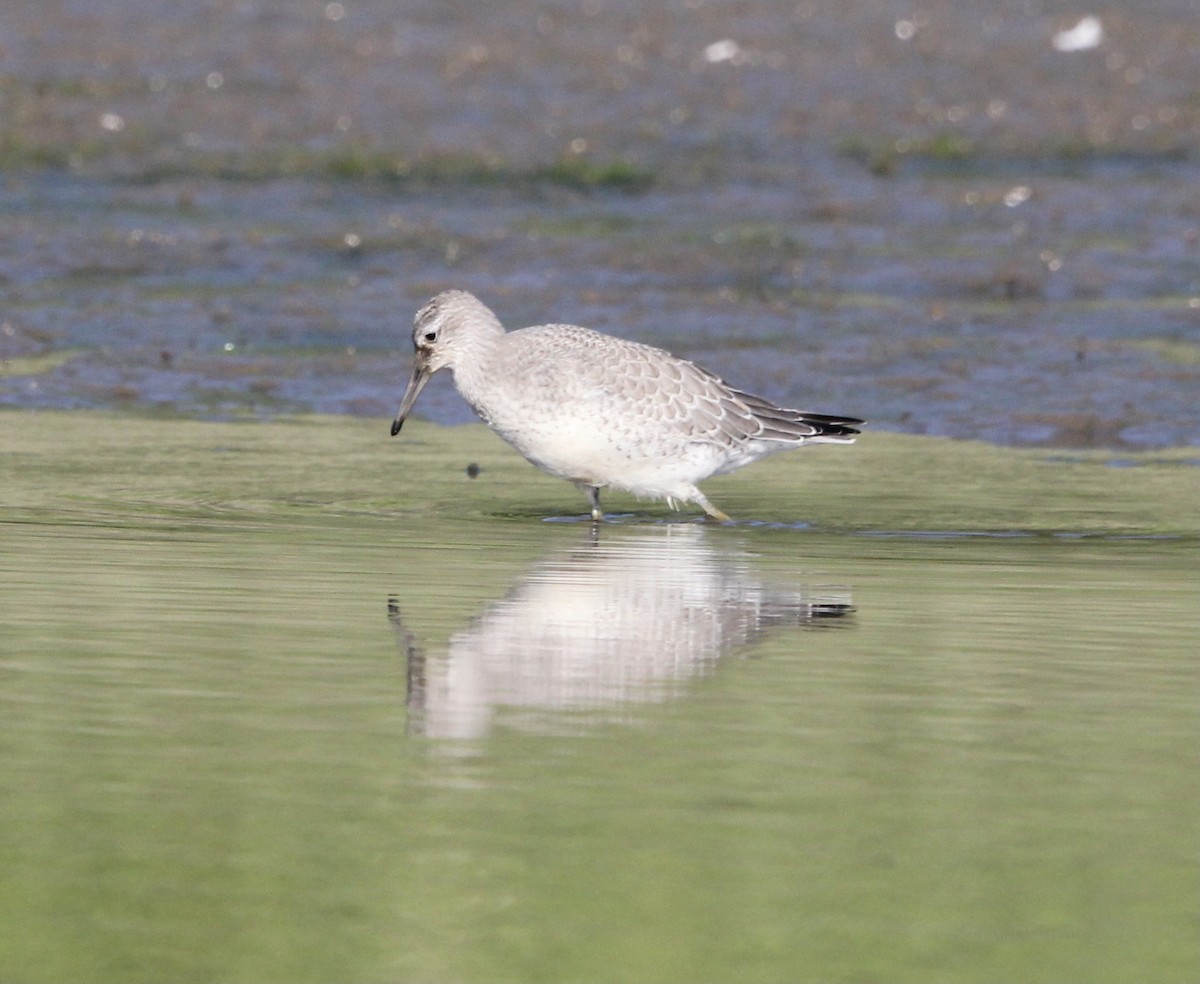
390 526 853 739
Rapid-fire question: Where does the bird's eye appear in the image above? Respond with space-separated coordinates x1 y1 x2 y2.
423 331 437 343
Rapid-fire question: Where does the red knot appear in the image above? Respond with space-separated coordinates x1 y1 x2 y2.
391 290 862 521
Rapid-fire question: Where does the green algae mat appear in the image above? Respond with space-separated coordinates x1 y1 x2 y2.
2 410 1196 533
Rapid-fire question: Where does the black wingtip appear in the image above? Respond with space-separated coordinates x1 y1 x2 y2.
804 412 864 438
390 418 403 436
803 412 865 428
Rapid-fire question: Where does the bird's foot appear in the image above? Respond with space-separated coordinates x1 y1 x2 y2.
692 490 731 523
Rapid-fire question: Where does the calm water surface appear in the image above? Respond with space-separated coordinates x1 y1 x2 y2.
2 516 1195 983
4 2 1200 447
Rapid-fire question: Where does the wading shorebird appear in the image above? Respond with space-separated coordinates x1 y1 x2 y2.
390 290 862 521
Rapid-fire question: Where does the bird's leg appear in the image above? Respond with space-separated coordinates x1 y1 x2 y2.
692 490 731 523
584 485 603 522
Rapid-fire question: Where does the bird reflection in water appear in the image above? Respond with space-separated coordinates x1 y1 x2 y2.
389 525 853 739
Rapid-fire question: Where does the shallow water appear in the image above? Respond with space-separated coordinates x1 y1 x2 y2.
2 1 1200 447
2 513 1196 983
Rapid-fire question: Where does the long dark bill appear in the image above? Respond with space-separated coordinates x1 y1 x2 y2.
390 361 432 436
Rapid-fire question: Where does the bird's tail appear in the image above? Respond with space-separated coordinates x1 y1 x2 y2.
733 389 864 444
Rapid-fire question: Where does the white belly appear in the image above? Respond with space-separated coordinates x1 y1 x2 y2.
492 412 727 498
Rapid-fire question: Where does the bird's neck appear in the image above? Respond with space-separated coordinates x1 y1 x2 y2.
449 328 504 416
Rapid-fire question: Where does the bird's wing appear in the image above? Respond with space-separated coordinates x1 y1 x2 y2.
530 325 860 446
625 345 862 446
